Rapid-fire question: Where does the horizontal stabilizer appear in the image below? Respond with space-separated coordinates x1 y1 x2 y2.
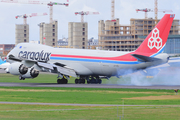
131 54 160 62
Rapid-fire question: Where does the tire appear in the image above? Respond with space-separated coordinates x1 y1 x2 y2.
64 79 68 84
98 79 102 84
57 79 61 84
91 79 95 84
78 79 81 84
82 79 85 84
75 79 78 84
87 80 90 84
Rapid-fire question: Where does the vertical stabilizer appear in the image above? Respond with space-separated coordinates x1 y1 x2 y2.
134 14 175 56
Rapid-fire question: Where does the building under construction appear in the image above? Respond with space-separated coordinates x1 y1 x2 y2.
98 18 180 54
15 24 29 45
0 44 15 56
39 21 58 47
68 22 88 49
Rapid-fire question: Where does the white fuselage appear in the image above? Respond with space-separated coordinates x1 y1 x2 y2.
7 43 169 77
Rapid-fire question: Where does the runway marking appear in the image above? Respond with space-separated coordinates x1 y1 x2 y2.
1 106 179 112
0 108 116 112
123 95 180 100
0 88 67 92
0 88 172 95
1 102 180 107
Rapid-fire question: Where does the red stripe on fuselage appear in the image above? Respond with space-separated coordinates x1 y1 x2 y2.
51 53 138 61
50 51 157 62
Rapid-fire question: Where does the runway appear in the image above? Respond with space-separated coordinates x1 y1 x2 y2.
0 82 180 89
1 101 180 107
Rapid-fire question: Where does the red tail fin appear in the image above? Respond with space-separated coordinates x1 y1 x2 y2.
134 14 175 56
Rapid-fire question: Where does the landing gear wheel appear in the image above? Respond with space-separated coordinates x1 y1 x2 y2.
64 79 68 84
87 80 90 84
57 79 61 84
78 79 81 84
75 79 78 84
97 79 102 84
82 79 85 84
87 78 102 84
99 79 102 84
75 79 86 84
57 78 68 84
19 76 25 80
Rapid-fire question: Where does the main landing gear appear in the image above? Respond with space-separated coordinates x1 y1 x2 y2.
87 79 102 84
75 76 102 84
57 77 68 84
75 79 85 84
56 75 102 84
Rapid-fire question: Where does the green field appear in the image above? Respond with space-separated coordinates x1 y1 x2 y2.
0 73 129 84
0 73 173 85
0 73 180 119
0 104 180 120
0 86 178 105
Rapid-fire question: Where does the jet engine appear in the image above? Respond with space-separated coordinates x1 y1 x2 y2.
21 67 39 79
8 62 28 75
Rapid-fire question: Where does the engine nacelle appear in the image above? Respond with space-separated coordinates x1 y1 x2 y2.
8 62 28 75
21 68 39 78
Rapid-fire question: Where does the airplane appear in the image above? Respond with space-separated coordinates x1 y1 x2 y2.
0 57 10 73
5 14 175 84
0 57 5 64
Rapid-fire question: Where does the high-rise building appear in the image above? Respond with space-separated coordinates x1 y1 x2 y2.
15 24 29 45
68 22 88 49
39 21 58 47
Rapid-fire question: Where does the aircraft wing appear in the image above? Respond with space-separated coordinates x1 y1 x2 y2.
7 54 77 77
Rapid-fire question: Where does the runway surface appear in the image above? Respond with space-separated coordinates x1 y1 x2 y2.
0 82 180 89
1 69 180 89
0 102 180 107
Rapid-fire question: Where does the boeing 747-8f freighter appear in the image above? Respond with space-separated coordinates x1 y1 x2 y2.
5 14 175 84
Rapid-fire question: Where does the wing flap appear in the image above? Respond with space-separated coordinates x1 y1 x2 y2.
55 65 77 77
37 62 77 77
37 62 54 70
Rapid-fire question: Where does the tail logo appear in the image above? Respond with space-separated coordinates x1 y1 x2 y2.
148 28 162 50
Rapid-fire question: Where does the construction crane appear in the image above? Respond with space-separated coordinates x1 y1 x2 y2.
75 11 99 22
1 0 69 23
111 0 115 20
15 13 48 25
154 0 158 24
136 8 153 19
47 1 69 23
136 8 172 19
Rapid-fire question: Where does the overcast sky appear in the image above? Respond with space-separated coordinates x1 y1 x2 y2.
0 0 179 44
